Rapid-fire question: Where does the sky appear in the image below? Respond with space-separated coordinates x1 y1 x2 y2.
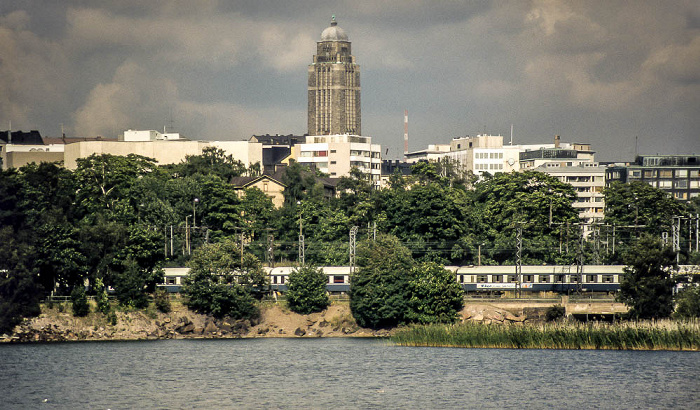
1 1 698 161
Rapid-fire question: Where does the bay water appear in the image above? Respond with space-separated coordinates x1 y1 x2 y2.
1 338 698 409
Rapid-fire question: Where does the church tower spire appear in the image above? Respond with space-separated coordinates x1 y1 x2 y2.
308 16 361 136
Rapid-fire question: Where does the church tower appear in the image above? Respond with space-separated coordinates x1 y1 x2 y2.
308 16 361 136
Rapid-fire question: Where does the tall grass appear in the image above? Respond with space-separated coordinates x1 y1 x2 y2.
391 320 700 351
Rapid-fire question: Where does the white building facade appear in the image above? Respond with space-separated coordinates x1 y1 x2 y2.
294 134 382 181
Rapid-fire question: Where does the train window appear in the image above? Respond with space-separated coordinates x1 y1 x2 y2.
508 275 517 283
477 275 487 283
272 276 277 284
586 275 597 283
539 275 549 283
554 275 564 283
459 275 464 283
523 275 534 282
167 278 176 285
492 275 502 283
333 275 344 283
281 276 285 284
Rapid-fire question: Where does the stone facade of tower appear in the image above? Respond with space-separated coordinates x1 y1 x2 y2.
308 17 361 136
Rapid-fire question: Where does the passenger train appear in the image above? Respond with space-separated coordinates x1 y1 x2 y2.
160 265 700 294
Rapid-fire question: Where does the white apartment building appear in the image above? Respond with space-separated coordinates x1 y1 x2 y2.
294 134 382 181
535 164 606 235
441 135 520 176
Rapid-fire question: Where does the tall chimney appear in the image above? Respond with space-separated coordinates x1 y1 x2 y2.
554 135 560 149
403 109 409 160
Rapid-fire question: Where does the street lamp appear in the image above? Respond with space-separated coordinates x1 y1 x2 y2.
193 197 199 228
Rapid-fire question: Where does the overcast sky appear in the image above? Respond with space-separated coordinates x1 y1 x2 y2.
1 1 698 161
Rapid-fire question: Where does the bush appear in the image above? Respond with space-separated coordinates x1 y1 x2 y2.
674 286 700 319
406 262 464 324
286 265 330 314
71 286 90 317
113 259 150 309
546 305 566 321
154 288 172 313
94 278 111 315
350 235 414 328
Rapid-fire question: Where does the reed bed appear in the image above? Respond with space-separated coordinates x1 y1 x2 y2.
390 320 700 351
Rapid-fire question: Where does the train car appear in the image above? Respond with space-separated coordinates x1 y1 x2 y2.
452 265 625 294
159 265 699 295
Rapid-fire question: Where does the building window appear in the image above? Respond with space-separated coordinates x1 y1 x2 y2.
675 180 688 189
330 149 336 154
330 161 336 164
676 169 688 178
659 170 673 178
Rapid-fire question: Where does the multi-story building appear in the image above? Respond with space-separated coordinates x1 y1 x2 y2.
519 136 595 170
63 130 262 170
440 135 520 176
606 155 700 200
294 134 381 181
0 130 65 169
536 164 606 232
308 16 361 136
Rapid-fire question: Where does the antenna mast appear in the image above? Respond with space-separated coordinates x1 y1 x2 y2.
510 124 513 145
403 109 408 160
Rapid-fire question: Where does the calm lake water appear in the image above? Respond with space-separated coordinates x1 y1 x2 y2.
1 338 698 409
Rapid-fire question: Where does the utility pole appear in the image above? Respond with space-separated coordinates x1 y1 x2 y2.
516 224 522 298
349 226 358 275
576 224 584 294
673 216 680 264
267 233 275 268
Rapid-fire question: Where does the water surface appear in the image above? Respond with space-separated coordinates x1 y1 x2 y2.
1 338 698 409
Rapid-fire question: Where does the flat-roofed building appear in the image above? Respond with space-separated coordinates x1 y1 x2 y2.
606 155 700 200
293 134 381 181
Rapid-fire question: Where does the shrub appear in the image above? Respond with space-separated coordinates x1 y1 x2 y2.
94 278 111 315
286 265 330 315
674 286 700 319
350 235 414 328
154 289 172 313
71 286 90 317
545 305 566 322
113 258 150 309
406 262 464 324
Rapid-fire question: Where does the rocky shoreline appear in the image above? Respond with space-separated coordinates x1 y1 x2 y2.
2 302 530 343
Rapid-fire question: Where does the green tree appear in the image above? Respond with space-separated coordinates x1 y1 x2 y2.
113 258 151 309
169 146 246 181
473 171 578 264
182 238 260 319
406 262 464 324
71 285 90 317
673 286 700 319
94 277 111 315
350 234 414 328
285 265 330 314
604 181 684 236
617 234 677 319
0 227 42 334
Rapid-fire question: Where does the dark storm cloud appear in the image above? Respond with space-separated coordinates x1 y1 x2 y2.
0 0 698 161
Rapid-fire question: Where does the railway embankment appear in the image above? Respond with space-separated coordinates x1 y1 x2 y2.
3 299 633 344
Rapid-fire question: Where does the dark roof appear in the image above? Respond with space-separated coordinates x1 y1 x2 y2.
230 173 287 188
250 134 305 146
0 130 44 145
42 135 118 144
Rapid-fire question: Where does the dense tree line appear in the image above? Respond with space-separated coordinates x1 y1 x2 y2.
2 153 700 332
